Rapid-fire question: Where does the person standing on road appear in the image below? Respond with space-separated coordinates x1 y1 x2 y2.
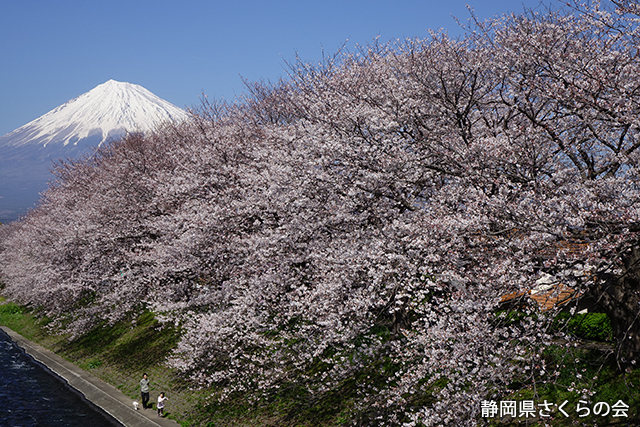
140 373 150 409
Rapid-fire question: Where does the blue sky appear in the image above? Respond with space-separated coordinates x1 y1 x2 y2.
0 0 552 136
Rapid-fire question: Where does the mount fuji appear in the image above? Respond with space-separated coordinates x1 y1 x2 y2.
0 80 189 223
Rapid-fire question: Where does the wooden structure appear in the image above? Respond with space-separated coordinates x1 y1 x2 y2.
499 283 580 312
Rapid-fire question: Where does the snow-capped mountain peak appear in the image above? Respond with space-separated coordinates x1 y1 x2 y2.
0 79 189 148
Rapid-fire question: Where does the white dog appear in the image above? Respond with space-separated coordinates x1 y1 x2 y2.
133 401 139 410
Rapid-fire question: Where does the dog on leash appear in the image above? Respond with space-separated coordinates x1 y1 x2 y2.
133 401 140 410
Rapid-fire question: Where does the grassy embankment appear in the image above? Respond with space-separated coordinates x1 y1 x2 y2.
0 296 376 426
1 296 639 426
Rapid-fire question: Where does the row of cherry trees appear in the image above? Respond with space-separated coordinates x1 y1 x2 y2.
2 1 640 424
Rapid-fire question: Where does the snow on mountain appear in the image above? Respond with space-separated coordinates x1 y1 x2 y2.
0 79 190 223
0 79 189 149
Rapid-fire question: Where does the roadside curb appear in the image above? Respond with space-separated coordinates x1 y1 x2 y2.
1 326 182 427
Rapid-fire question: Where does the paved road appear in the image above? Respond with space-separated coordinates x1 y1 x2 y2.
1 326 182 427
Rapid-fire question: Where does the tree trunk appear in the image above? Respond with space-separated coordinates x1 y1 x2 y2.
589 246 640 369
